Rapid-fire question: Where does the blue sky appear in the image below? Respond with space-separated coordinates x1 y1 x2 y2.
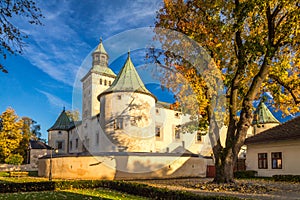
0 0 167 140
0 0 298 141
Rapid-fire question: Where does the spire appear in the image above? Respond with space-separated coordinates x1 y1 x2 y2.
253 101 280 124
99 52 156 100
47 109 71 131
94 37 107 55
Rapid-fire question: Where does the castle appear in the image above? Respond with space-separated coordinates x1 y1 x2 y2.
47 40 209 156
42 40 281 179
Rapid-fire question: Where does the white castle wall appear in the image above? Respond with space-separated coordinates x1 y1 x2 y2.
100 92 156 152
38 153 213 180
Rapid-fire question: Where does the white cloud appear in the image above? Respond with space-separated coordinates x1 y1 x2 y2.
37 89 71 110
14 1 162 87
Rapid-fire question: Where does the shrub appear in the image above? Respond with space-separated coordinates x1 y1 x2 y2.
234 170 257 179
0 180 240 199
272 175 300 183
4 154 23 165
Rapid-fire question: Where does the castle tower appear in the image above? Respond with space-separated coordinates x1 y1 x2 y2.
81 39 116 120
98 52 157 152
47 109 72 154
252 101 280 135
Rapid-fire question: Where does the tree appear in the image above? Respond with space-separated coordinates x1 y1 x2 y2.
65 110 80 121
0 0 43 73
153 0 300 183
0 108 23 163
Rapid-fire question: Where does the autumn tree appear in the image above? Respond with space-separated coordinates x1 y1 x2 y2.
0 0 43 73
65 110 80 121
0 107 23 163
153 0 300 183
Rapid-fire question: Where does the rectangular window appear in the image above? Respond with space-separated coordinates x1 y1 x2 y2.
75 138 78 149
174 125 181 140
272 152 282 169
69 141 72 150
258 153 268 169
155 126 161 137
100 79 102 85
95 132 99 145
196 131 202 142
114 118 123 130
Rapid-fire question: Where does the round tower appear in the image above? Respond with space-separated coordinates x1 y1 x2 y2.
98 52 157 152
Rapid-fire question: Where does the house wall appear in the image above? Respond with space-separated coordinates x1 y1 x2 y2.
246 139 300 177
38 153 212 180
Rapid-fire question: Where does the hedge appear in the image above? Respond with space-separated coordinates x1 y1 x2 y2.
272 175 300 183
0 180 240 200
234 170 257 179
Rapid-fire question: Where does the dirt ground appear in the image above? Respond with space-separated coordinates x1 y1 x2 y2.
129 178 300 200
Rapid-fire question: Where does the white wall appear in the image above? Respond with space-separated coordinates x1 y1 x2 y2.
246 139 300 177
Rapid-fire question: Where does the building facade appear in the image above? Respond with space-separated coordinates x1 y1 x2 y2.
48 41 208 155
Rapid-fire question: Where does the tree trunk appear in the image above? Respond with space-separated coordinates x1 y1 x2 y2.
213 149 236 183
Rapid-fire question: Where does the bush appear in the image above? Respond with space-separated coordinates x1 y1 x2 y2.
0 180 240 199
234 170 257 179
4 154 23 165
272 175 300 183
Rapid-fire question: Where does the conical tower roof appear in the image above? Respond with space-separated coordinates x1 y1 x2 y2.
253 101 280 124
99 52 156 100
94 38 108 55
48 109 72 131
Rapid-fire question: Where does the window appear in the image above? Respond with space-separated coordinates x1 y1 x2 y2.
258 153 268 169
109 81 112 86
100 79 102 85
155 126 162 137
156 109 160 114
75 138 78 149
114 118 124 130
174 125 181 140
272 152 282 169
58 131 62 135
104 80 107 86
196 131 202 142
175 112 180 118
56 141 64 151
95 132 99 145
95 55 99 61
69 141 72 150
117 95 122 100
130 116 137 126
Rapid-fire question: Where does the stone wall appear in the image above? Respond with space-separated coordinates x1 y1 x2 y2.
38 152 213 180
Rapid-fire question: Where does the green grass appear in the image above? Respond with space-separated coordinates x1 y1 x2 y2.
0 188 148 200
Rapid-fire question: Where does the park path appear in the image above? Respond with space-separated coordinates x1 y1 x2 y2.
129 178 300 200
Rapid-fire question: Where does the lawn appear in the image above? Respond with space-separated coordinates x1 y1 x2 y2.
0 188 148 200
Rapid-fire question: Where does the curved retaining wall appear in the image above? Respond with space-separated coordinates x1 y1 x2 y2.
38 152 212 180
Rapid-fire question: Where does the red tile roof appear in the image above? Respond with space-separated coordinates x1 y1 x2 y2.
245 116 300 144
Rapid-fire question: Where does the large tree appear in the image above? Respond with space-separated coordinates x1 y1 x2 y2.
0 0 43 73
0 107 23 163
153 0 300 183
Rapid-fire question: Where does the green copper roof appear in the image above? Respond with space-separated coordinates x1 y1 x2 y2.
253 102 280 124
94 39 108 55
48 110 72 131
91 65 116 77
100 52 156 99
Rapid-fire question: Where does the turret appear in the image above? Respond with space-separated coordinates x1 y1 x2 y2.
98 52 157 152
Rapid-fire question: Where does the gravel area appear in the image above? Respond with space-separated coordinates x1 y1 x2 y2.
129 178 300 200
